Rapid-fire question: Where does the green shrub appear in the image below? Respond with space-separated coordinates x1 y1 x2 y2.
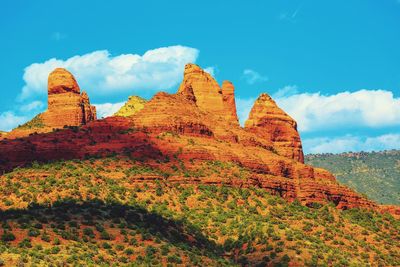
83 228 95 238
167 254 183 264
1 232 16 242
28 228 40 237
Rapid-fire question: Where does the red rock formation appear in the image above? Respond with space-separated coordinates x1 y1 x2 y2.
42 68 96 128
178 64 225 115
222 81 239 126
47 68 80 94
245 93 304 163
0 64 393 215
81 91 97 122
6 68 96 138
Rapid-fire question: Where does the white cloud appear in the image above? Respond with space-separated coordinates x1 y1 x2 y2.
94 102 125 119
19 45 199 101
304 134 400 154
242 69 268 85
236 97 256 126
272 85 298 98
19 101 45 113
204 66 216 77
0 112 28 132
275 89 400 132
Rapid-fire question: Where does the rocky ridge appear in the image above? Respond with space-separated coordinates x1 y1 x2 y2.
0 64 396 215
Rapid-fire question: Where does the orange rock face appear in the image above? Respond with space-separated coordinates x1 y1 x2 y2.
178 64 223 113
6 68 96 138
222 81 239 126
245 93 304 163
43 68 96 128
0 64 393 215
48 68 80 95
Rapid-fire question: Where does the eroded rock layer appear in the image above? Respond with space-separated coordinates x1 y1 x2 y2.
245 93 304 163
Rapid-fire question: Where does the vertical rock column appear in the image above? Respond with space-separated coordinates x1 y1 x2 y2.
245 93 304 162
42 68 96 128
221 80 239 126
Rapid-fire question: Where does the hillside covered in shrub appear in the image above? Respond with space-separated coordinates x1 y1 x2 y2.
0 157 399 266
306 150 400 205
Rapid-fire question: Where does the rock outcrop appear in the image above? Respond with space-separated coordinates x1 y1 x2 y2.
0 63 393 215
178 64 224 114
221 81 239 126
42 68 96 128
245 93 304 163
114 96 147 117
6 68 96 138
178 64 239 125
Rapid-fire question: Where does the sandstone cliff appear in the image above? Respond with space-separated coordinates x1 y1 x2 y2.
0 64 391 214
245 93 304 163
6 68 96 139
221 81 239 126
178 64 239 126
114 96 147 117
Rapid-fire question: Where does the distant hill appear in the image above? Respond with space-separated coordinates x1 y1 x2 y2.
305 150 400 205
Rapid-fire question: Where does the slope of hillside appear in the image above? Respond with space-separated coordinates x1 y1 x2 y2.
305 150 400 205
0 157 399 266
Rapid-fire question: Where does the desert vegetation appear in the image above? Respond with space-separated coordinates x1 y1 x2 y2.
0 156 399 266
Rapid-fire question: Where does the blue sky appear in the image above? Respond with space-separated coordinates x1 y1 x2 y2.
1 0 400 154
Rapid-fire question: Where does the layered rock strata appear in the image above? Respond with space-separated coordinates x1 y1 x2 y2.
245 93 304 163
221 81 239 126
